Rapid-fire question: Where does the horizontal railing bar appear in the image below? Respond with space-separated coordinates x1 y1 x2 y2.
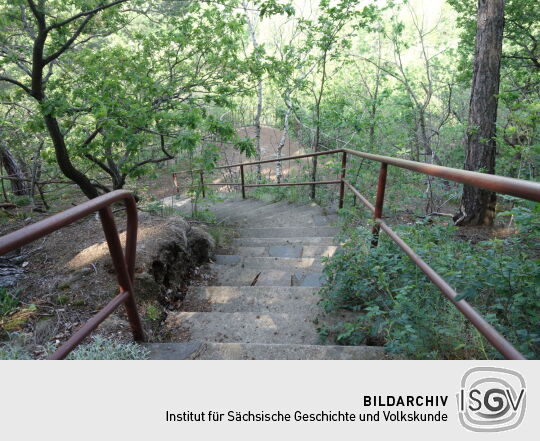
377 220 525 360
342 149 540 203
173 149 540 203
214 149 343 170
204 180 341 188
49 290 131 360
0 190 136 255
245 180 340 188
343 180 375 212
205 182 242 186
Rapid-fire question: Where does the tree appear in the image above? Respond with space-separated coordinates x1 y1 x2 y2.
454 0 505 226
0 0 137 199
449 0 539 182
267 15 314 183
243 0 264 181
302 0 378 199
0 1 254 199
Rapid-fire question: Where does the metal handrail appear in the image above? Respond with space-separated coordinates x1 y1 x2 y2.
0 190 145 359
172 148 540 203
172 149 540 360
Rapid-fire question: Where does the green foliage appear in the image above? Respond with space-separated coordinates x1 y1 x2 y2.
145 304 160 322
320 208 540 359
66 335 149 360
0 288 19 316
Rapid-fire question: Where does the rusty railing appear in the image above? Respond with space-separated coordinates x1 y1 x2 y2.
173 149 540 360
0 190 145 359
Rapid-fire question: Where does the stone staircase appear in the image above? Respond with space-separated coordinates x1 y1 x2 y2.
145 195 386 360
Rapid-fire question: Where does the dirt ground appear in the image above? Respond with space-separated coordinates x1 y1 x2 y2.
211 125 315 184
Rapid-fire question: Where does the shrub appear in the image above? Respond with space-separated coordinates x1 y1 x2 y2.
0 287 19 316
319 204 540 359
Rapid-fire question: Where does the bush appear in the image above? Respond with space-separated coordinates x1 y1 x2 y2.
319 204 540 359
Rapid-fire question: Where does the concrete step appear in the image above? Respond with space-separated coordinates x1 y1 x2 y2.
237 211 336 228
211 265 326 287
231 236 338 247
164 311 320 344
239 226 339 238
218 245 339 258
145 341 387 360
303 245 339 257
221 201 302 223
182 286 319 313
230 203 324 225
162 196 244 217
210 199 273 219
213 256 324 271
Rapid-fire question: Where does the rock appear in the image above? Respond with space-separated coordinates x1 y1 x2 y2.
56 266 94 289
133 217 214 305
99 315 129 334
0 261 24 288
188 226 215 264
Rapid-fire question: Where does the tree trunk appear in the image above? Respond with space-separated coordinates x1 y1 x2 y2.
243 1 262 181
276 96 292 184
0 145 28 196
454 0 505 226
310 51 328 200
254 78 263 181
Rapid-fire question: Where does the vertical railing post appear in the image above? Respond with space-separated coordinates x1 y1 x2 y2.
199 171 205 198
371 163 388 247
240 164 246 199
338 151 347 209
98 206 145 342
172 172 179 193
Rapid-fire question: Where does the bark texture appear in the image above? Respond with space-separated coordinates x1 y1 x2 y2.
0 145 28 196
455 0 505 226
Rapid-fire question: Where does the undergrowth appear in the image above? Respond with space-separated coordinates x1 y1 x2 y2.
66 335 150 360
0 334 150 360
319 202 540 359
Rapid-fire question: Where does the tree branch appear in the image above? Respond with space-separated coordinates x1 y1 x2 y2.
0 76 33 95
84 153 114 176
127 135 174 174
46 0 131 31
26 0 45 28
43 14 95 65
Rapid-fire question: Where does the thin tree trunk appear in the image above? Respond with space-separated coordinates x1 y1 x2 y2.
455 0 505 226
310 51 328 200
276 96 292 184
0 145 28 196
255 78 263 181
243 1 262 181
0 161 9 202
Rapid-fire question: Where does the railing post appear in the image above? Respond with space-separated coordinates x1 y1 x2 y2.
338 151 347 209
371 163 388 247
199 171 205 198
172 172 179 193
240 164 246 199
98 206 145 342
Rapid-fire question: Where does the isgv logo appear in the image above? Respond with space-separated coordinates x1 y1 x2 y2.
457 367 526 432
